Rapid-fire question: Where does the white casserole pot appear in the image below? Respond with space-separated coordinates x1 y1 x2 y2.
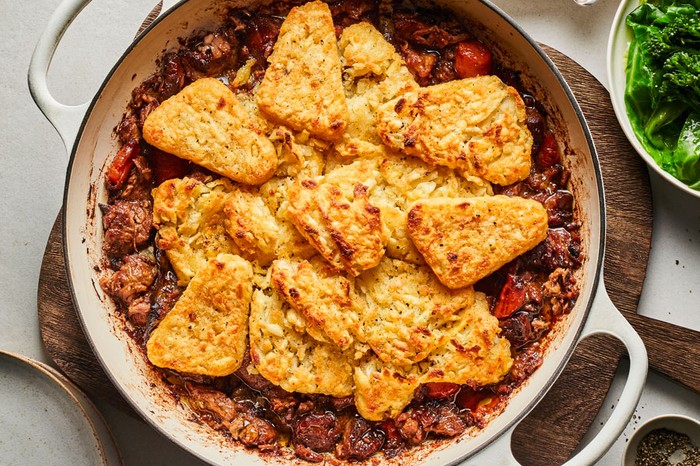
29 1 648 464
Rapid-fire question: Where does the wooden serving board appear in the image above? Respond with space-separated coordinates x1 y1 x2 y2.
37 46 699 465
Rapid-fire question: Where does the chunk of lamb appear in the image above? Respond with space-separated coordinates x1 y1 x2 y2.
102 200 152 258
335 417 385 461
186 384 277 447
294 412 343 454
100 253 156 326
396 403 466 445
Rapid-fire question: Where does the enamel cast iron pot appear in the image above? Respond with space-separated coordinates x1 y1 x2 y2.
29 1 648 464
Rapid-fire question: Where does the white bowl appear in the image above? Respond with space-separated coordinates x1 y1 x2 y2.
622 414 700 466
607 0 700 199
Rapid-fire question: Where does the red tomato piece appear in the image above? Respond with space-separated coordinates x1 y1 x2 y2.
454 41 492 78
149 148 191 185
493 274 527 319
455 387 487 411
536 132 561 169
424 382 461 400
105 142 139 191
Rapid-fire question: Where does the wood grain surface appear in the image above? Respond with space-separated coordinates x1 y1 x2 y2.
36 46 699 464
625 313 700 394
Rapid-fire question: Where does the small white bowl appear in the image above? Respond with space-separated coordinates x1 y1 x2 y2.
622 414 700 466
607 0 700 199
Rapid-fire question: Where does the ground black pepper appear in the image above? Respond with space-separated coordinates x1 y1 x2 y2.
635 428 700 466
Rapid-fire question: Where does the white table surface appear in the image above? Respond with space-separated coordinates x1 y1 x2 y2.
1 0 698 464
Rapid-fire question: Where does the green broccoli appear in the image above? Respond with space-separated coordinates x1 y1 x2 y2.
624 0 700 188
644 5 700 62
642 52 700 143
660 52 700 110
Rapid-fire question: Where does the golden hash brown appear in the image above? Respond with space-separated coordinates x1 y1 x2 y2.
152 177 240 285
355 257 477 367
146 254 253 377
339 22 397 78
223 186 280 265
354 355 422 421
257 176 320 261
142 78 277 185
372 151 493 264
287 159 389 276
335 22 419 158
256 1 348 141
421 292 513 386
249 278 355 397
269 126 326 179
376 76 533 185
270 258 363 350
407 196 549 289
354 292 512 420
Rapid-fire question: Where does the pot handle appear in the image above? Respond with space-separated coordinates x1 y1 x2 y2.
464 282 648 465
28 0 93 150
29 0 171 149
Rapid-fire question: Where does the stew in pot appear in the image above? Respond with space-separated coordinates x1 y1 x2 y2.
98 0 581 462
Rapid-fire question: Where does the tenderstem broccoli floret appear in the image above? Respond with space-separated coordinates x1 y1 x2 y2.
644 4 700 62
660 51 700 111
